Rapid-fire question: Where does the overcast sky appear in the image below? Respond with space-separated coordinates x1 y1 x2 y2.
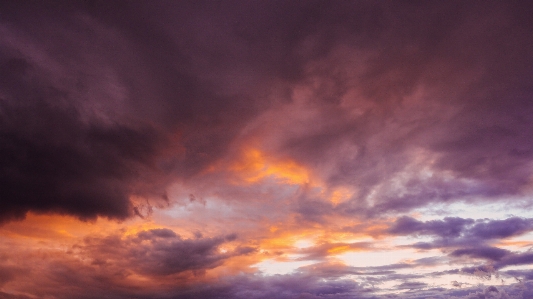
1 1 533 298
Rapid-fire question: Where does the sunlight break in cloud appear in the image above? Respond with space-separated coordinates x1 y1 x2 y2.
1 1 533 299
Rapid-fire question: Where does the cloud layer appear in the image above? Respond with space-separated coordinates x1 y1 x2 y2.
1 1 533 298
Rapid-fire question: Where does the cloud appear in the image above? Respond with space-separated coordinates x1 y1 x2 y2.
396 281 427 291
0 292 33 299
0 265 26 287
494 252 533 270
0 96 167 222
388 217 533 247
1 1 533 299
1 0 533 226
468 218 533 240
450 285 513 299
388 216 475 238
451 247 511 261
0 1 275 223
179 265 370 299
504 269 533 282
78 229 250 277
294 241 372 261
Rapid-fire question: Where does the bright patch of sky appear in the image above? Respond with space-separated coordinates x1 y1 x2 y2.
335 248 439 268
414 200 532 221
255 259 315 275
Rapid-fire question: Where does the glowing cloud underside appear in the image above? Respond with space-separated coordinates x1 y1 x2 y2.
0 1 533 299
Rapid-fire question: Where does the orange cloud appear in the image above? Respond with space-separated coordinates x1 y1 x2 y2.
0 212 133 241
230 148 311 185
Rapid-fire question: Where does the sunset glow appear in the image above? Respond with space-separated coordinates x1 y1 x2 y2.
1 1 533 299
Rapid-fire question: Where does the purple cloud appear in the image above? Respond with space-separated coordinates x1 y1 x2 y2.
451 247 511 261
388 217 533 247
79 229 249 277
1 1 533 299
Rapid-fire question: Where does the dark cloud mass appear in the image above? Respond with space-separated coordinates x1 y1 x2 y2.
1 0 533 220
0 0 269 221
1 1 533 299
0 96 165 222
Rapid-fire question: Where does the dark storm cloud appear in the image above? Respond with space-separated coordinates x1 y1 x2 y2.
0 1 276 222
0 96 166 222
0 0 401 222
0 3 168 222
1 0 533 222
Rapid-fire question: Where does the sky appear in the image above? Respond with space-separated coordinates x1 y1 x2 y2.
1 1 533 298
